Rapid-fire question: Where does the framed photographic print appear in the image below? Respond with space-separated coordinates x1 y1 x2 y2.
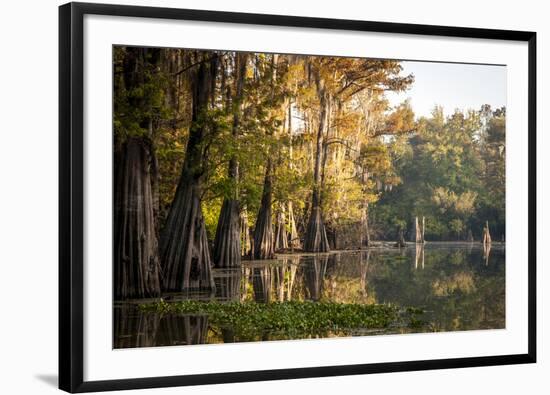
59 2 536 393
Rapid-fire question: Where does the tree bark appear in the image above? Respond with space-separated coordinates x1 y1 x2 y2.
287 201 301 249
114 47 162 300
240 208 251 257
213 199 241 268
253 161 275 259
415 217 421 243
114 138 162 300
274 203 289 251
160 53 218 292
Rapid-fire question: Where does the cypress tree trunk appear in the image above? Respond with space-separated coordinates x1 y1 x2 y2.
304 72 330 252
274 203 289 251
114 47 162 300
213 53 248 268
114 137 162 299
396 226 406 248
213 199 241 267
240 209 251 257
482 220 492 245
160 181 214 291
304 189 330 252
160 53 218 292
285 99 301 251
252 54 280 260
253 161 275 259
360 204 371 248
287 201 301 250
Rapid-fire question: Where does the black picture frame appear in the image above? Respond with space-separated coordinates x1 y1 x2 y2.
59 2 537 393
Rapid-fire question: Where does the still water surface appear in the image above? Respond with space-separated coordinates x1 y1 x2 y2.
114 243 504 348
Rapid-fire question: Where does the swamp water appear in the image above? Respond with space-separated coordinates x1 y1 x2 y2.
114 243 504 348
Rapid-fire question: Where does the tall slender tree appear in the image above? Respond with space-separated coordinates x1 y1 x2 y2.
253 54 283 259
160 52 218 291
304 63 331 252
213 53 249 267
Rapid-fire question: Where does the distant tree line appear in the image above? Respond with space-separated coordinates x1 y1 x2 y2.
370 105 505 242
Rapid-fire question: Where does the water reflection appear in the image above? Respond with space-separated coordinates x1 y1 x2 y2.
273 259 298 302
252 265 272 303
304 255 328 301
114 307 209 348
483 242 492 266
114 243 505 348
359 249 370 297
415 243 425 269
214 269 241 301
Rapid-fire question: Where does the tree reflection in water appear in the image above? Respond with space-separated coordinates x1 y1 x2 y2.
113 306 208 348
360 249 370 297
214 268 241 302
415 243 425 270
303 254 329 301
252 265 272 303
114 243 505 348
483 242 492 266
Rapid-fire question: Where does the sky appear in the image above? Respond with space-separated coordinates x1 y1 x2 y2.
386 61 506 118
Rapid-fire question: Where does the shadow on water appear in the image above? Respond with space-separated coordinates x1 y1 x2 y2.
114 242 505 348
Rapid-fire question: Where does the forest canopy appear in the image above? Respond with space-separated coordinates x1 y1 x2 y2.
113 47 505 299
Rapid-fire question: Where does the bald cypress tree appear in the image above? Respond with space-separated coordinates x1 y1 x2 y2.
114 47 162 300
304 66 331 252
160 52 218 292
213 53 249 268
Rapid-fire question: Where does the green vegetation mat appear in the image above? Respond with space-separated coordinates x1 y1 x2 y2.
139 300 423 338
